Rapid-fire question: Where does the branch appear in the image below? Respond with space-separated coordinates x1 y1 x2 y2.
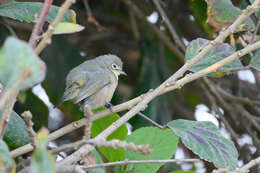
63 159 200 172
0 69 31 138
35 0 75 54
21 111 36 146
123 0 184 61
29 0 53 48
82 0 105 32
152 0 186 52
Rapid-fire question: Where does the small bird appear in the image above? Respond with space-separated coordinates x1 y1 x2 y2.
55 54 126 110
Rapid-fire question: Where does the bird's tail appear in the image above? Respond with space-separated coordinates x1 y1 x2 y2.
54 96 65 108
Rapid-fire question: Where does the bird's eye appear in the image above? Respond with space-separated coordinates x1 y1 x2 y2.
112 63 117 69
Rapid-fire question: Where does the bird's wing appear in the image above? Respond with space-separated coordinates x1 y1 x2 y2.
74 70 110 103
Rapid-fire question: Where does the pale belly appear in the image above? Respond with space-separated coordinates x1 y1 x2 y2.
82 82 117 109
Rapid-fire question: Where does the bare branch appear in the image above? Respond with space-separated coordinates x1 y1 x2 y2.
29 0 53 48
0 69 31 138
35 0 75 54
152 0 186 52
21 111 36 146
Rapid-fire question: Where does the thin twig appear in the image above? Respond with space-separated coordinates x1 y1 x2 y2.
82 0 105 32
29 0 53 48
216 86 260 106
80 159 199 170
137 112 166 129
152 0 186 52
123 0 184 61
35 0 75 54
0 69 31 138
21 111 36 146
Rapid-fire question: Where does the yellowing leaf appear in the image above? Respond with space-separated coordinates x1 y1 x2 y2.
53 22 85 35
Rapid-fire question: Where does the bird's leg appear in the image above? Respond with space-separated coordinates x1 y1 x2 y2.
105 102 115 114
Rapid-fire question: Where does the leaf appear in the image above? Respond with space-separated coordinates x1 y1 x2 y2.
89 149 106 173
250 50 260 71
0 140 14 171
185 38 242 77
0 37 46 90
53 22 85 35
167 119 238 170
91 107 128 162
0 110 30 149
124 127 179 173
31 129 55 173
206 0 255 32
0 2 76 23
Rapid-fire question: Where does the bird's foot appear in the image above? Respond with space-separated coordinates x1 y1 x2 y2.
105 102 115 114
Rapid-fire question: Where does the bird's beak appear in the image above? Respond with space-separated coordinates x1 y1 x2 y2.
117 69 127 76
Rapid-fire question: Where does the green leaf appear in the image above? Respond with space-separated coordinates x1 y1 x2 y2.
0 140 14 170
91 108 128 162
53 22 85 35
0 2 76 23
0 110 30 149
206 0 255 32
250 50 260 71
89 149 106 173
167 119 238 170
31 129 55 173
185 38 242 77
124 127 179 173
0 37 46 90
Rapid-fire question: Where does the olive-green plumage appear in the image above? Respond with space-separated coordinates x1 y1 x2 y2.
56 54 126 109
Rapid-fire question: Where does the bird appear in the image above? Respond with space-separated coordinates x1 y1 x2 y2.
55 54 126 110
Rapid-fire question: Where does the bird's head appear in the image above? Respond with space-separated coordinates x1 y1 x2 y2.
99 54 126 79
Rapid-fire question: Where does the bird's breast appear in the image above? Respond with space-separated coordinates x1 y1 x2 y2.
84 80 118 109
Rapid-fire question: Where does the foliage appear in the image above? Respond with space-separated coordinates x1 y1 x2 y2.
123 127 179 173
0 0 259 172
168 119 238 170
0 110 29 149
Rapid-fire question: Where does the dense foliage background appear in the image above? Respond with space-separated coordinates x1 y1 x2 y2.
0 0 259 172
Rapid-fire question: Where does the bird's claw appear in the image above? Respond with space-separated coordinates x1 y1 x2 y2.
105 102 115 114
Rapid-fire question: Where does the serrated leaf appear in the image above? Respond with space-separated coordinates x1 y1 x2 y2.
250 50 260 71
31 129 55 173
124 127 179 173
167 119 238 170
0 2 76 23
0 140 14 171
206 0 255 32
91 107 128 162
53 22 85 35
185 38 242 77
0 110 30 149
0 37 46 90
